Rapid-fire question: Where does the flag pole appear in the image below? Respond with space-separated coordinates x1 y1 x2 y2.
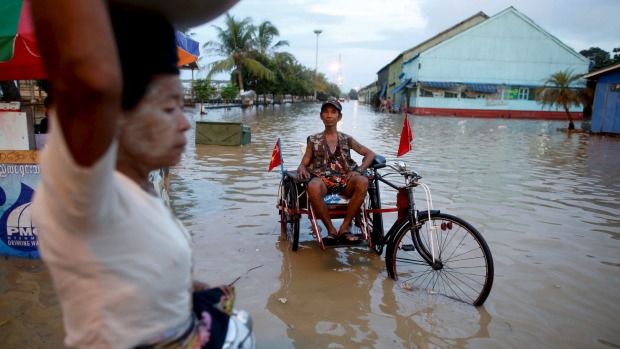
278 138 285 178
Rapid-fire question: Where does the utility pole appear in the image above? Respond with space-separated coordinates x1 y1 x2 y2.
313 29 322 101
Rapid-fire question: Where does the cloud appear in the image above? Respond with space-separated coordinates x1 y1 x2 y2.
185 0 620 91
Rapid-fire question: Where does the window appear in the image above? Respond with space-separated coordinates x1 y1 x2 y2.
444 91 458 98
518 88 529 100
611 83 620 92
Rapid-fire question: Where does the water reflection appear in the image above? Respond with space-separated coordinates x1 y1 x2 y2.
267 239 493 348
3 101 619 348
171 101 620 348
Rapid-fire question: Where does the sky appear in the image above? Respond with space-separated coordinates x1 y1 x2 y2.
182 0 620 92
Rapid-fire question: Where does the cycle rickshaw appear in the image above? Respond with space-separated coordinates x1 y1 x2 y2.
276 155 494 306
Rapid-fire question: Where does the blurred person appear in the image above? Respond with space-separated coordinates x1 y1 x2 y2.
30 1 252 348
38 95 50 133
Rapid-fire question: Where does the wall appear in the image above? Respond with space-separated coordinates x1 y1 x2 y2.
591 69 620 134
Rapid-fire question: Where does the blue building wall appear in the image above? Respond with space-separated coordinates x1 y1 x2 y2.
591 69 620 134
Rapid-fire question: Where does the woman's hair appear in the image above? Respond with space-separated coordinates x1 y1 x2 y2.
110 6 180 110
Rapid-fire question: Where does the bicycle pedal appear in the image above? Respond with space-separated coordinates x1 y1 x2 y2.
401 244 415 251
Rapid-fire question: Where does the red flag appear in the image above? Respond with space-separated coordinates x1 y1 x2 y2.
268 138 283 171
397 114 413 157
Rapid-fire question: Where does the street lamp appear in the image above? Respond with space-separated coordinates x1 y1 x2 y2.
313 29 322 101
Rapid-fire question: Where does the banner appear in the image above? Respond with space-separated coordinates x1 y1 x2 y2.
397 114 413 157
268 138 283 172
0 152 41 258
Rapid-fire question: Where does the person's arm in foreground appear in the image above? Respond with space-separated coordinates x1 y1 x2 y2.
31 0 122 166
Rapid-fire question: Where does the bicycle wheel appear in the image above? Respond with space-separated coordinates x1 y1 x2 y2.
386 212 494 306
280 179 300 251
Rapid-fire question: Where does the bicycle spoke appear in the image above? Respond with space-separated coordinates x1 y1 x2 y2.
389 213 494 306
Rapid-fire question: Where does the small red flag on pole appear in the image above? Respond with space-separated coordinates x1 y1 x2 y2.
397 114 413 157
268 138 283 172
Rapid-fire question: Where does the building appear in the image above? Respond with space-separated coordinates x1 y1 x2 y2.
358 81 377 105
382 11 489 110
584 63 620 134
379 7 589 119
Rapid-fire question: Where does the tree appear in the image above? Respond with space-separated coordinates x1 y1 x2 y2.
203 14 273 107
192 78 216 114
254 21 289 56
580 47 612 72
612 47 620 65
220 84 240 103
348 89 359 100
536 69 585 130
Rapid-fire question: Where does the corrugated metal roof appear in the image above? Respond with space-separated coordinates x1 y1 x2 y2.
420 81 458 89
464 83 498 93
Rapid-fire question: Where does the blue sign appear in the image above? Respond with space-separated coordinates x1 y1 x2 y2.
0 163 40 258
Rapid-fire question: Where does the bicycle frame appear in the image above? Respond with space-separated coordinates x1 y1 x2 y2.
277 162 495 306
367 164 442 265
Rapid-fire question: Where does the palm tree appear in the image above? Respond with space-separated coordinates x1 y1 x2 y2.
536 69 585 130
203 14 273 106
254 21 289 56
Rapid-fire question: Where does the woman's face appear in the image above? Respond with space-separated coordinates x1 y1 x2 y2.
119 74 190 169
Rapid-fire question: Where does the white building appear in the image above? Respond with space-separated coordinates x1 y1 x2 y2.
392 7 589 118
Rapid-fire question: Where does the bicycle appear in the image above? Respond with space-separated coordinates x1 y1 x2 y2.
277 156 494 306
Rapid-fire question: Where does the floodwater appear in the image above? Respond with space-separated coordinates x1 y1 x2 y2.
1 101 620 348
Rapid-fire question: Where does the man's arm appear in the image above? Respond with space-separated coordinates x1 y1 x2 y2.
31 0 122 166
297 142 314 179
350 138 376 173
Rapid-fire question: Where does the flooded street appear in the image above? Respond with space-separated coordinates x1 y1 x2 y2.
2 101 620 348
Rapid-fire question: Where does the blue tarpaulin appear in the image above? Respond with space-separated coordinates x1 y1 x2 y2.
464 83 498 94
380 81 387 97
392 78 412 94
419 81 458 89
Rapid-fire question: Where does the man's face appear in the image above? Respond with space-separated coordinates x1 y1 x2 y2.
320 105 342 126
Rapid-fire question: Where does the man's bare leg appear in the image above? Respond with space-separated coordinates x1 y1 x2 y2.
307 178 338 238
338 176 369 240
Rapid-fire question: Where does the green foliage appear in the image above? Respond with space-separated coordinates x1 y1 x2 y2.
348 89 359 100
201 14 344 101
192 78 216 102
536 69 585 130
221 84 240 102
613 47 620 64
203 13 274 97
580 47 620 72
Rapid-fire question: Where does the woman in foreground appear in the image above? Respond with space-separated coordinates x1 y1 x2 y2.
30 1 251 348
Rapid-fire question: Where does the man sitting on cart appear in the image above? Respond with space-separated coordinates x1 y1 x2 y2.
297 99 376 245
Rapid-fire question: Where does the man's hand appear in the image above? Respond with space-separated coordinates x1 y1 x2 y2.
297 165 310 179
345 170 361 181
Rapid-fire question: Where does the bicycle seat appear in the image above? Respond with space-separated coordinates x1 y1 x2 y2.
284 170 309 183
372 154 386 169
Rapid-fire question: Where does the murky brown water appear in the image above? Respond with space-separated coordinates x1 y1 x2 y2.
2 101 619 348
